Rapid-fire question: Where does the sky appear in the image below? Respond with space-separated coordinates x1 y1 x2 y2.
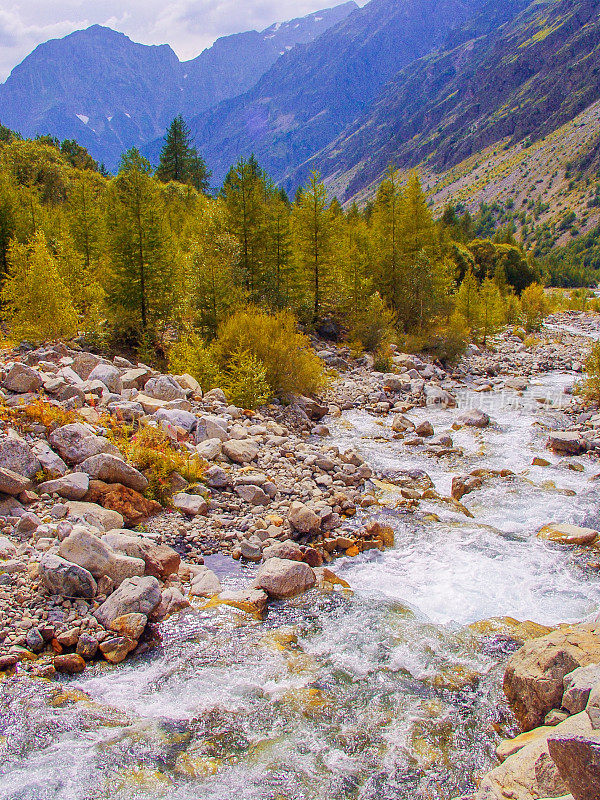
0 0 367 81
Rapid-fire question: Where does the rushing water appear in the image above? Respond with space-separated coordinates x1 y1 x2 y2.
1 372 600 800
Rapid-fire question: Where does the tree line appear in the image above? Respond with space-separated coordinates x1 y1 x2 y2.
0 116 547 371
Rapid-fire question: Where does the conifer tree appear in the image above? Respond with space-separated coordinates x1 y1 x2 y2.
455 269 481 334
2 231 77 342
156 116 210 192
371 164 401 310
478 276 506 344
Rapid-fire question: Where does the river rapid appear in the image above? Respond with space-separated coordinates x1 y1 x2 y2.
1 372 600 800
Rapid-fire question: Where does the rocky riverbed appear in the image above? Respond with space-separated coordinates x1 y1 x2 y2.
0 313 600 799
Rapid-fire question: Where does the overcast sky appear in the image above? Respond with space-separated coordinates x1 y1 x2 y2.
0 0 367 80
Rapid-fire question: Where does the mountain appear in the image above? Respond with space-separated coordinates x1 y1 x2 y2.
309 0 600 201
0 3 357 171
187 0 530 186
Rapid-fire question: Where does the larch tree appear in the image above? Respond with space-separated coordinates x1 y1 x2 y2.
455 269 481 335
371 164 402 310
478 276 506 345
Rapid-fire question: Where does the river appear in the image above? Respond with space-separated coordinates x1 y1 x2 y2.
1 372 599 800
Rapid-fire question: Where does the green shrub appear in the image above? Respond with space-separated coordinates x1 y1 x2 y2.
582 342 600 403
168 329 222 391
348 292 396 353
212 306 326 399
423 310 471 364
520 282 549 331
220 350 272 409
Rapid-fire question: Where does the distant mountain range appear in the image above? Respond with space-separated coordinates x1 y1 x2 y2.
2 0 600 209
0 3 357 171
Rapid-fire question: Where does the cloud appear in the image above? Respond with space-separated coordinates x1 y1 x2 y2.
0 0 365 80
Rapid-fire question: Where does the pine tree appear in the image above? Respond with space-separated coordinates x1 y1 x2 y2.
106 148 173 338
2 231 77 342
156 116 210 192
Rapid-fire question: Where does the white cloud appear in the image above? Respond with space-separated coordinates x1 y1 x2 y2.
0 0 367 80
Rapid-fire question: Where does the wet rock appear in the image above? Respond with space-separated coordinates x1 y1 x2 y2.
38 472 89 500
2 363 42 393
455 408 490 428
0 467 32 496
222 439 258 464
152 586 190 620
217 588 268 614
49 423 110 464
95 575 162 627
54 653 86 674
39 553 97 598
503 623 600 730
79 454 148 492
451 474 483 501
189 567 221 597
0 437 41 479
547 733 600 800
563 665 600 714
547 432 587 455
76 632 99 659
416 421 434 437
537 523 599 546
391 414 415 433
110 612 147 640
239 539 262 562
99 636 137 664
288 501 321 534
256 557 316 599
173 493 208 516
0 655 18 671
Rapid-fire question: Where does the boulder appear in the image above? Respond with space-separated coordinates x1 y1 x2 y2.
562 665 600 714
537 523 599 547
547 432 586 455
0 536 17 559
196 438 222 460
85 481 161 527
144 375 186 402
110 612 148 640
456 408 490 428
503 623 600 730
39 553 97 598
71 352 103 380
76 633 99 659
235 484 270 506
424 384 457 408
451 474 483 501
262 541 303 562
222 439 258 464
288 501 321 534
59 527 145 586
2 363 42 393
94 575 161 627
204 465 230 489
173 493 208 516
587 682 600 729
142 543 180 580
153 408 197 432
38 472 89 500
107 401 144 422
547 734 600 800
87 363 122 394
416 421 434 437
120 367 151 390
217 588 268 614
391 414 415 433
189 567 222 597
66 500 124 532
54 653 86 674
99 636 137 664
79 454 148 492
49 423 109 464
31 441 68 477
0 437 41 479
0 467 32 496
256 557 316 599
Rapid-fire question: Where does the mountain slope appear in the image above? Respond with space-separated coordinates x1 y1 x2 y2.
188 0 530 186
0 4 356 171
309 0 600 201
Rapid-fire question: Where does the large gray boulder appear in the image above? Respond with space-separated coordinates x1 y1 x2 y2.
72 352 103 380
79 453 148 492
39 553 97 598
59 527 145 586
256 557 316 599
49 423 110 464
173 493 208 516
0 467 32 496
66 501 124 532
2 363 42 393
153 408 197 432
196 415 229 443
94 575 161 627
31 440 68 478
87 363 122 393
222 439 258 464
562 665 600 714
107 400 144 422
38 472 89 500
144 375 186 402
0 437 41 479
547 733 600 800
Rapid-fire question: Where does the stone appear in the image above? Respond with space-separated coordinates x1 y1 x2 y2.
152 586 190 620
176 373 201 394
424 384 457 408
99 636 137 664
222 439 258 464
2 363 42 393
72 352 103 380
455 408 490 428
0 536 17 559
59 527 145 586
217 588 268 614
38 472 89 500
120 367 151 390
547 734 600 800
39 553 97 598
262 541 303 561
503 623 600 730
288 501 321 534
451 474 483 501
0 467 32 496
86 481 161 527
110 612 147 640
235 484 270 506
16 512 40 533
204 465 230 489
66 501 124 532
240 539 262 561
196 438 222 460
94 576 162 627
537 523 599 546
416 421 434 437
79 454 148 492
154 408 197 432
144 375 186 402
563 665 600 714
25 627 44 653
107 400 144 422
87 363 122 393
0 437 41 479
76 633 99 659
189 567 221 597
49 423 109 464
142 543 180 579
391 414 415 432
547 432 586 456
31 441 68 477
173 493 208 516
54 653 86 674
587 682 600 729
256 557 316 600
136 394 167 414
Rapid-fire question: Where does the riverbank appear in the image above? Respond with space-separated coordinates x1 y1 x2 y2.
1 313 599 799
